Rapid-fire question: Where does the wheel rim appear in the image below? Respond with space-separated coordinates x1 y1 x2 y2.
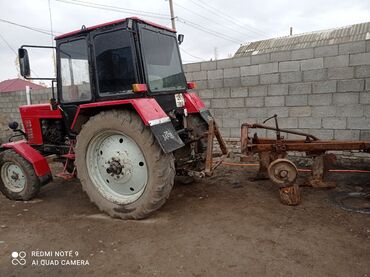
86 130 149 204
1 161 26 193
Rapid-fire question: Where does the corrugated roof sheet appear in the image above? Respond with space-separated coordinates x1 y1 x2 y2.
234 21 370 57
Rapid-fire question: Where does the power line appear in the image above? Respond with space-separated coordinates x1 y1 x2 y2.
0 33 39 77
189 0 268 37
0 18 61 35
56 0 171 20
180 47 203 61
174 2 263 40
177 17 242 44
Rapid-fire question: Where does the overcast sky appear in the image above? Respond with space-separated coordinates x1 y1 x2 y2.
0 0 369 84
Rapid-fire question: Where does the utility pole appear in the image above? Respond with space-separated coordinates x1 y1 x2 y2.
168 0 176 30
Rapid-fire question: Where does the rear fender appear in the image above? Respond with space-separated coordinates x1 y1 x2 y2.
1 141 52 184
184 92 213 124
71 98 184 153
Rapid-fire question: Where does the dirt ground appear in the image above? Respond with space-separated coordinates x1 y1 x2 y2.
0 163 369 277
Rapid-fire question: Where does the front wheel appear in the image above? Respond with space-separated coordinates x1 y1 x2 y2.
0 150 40 200
75 110 175 219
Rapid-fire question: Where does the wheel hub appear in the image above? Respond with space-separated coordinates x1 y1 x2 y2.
86 131 148 204
1 162 26 193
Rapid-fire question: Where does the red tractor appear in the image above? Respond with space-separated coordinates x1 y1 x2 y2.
0 17 227 219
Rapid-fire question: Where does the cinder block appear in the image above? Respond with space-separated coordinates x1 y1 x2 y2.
201 61 217 71
360 130 370 140
223 68 240 78
196 80 208 89
241 65 259 76
192 71 207 80
249 85 267 96
183 63 201 72
219 127 231 137
241 76 259 86
365 105 370 117
251 53 270 64
322 118 346 129
334 130 360 140
207 79 223 89
217 56 251 69
286 95 308 106
211 99 225 108
301 58 323 71
280 72 302 83
288 83 311 95
323 55 349 68
268 84 289 95
230 127 241 138
270 51 291 62
367 41 370 52
207 69 223 80
260 73 279 84
291 48 314 60
310 129 334 140
222 118 240 128
308 94 332 106
339 41 366 54
213 88 230 98
264 96 285 107
259 62 278 74
337 79 365 92
203 99 211 108
289 106 311 117
349 52 370 66
245 97 264 107
314 45 338 57
298 118 321 128
336 105 364 117
347 117 370 129
245 107 267 118
279 118 298 128
367 78 370 91
224 77 241 88
267 107 289 117
231 87 248 98
185 72 193 81
312 80 336 94
333 93 359 105
327 67 354 79
278 61 300 72
303 69 327 81
228 98 245 108
360 92 370 104
199 89 213 99
355 66 370 78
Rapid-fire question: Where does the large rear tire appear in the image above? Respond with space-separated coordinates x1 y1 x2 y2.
0 150 40 200
75 110 175 219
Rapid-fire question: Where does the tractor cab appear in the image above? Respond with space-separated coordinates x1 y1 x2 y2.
18 17 189 135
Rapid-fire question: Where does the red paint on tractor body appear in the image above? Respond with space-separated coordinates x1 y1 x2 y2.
183 93 206 113
70 98 168 130
55 17 175 40
2 141 51 177
19 104 62 145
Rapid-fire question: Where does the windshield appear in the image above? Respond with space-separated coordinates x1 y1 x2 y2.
141 28 186 93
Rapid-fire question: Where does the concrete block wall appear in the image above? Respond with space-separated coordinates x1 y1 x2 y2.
0 88 52 141
183 40 370 150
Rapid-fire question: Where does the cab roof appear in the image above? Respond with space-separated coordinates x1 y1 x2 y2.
55 16 175 40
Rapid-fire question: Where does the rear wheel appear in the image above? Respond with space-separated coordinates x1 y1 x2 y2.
0 150 40 200
75 110 175 219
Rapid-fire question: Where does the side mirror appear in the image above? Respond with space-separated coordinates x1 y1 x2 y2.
18 48 31 77
8 121 19 130
178 34 184 45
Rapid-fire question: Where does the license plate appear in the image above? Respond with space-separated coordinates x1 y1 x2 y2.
175 93 185 107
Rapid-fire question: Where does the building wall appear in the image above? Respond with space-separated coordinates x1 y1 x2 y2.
0 88 52 142
183 40 370 148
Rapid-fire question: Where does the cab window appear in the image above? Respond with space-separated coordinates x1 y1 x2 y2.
93 30 136 94
59 39 91 102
